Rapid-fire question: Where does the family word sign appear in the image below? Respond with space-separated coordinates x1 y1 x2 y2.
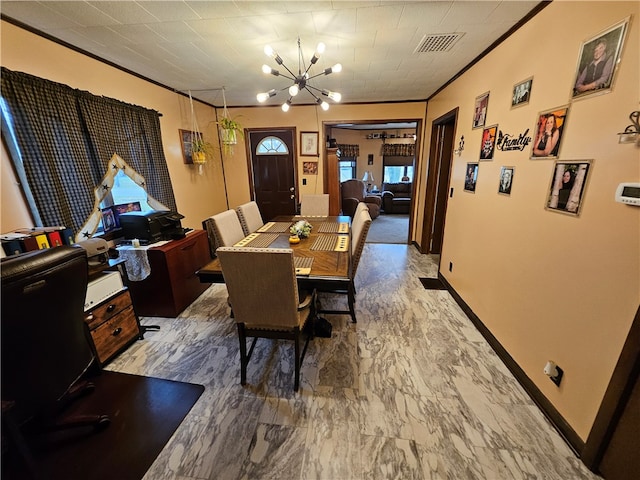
496 128 532 152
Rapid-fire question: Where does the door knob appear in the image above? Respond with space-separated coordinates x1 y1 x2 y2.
290 194 295 199
289 187 295 192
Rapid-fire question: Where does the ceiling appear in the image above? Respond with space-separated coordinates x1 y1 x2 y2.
1 1 543 109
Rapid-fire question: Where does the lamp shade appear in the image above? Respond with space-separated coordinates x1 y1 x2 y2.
362 171 374 183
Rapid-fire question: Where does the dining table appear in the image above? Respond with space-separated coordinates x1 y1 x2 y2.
196 215 358 321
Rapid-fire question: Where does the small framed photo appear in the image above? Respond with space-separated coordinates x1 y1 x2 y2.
101 207 117 232
511 77 533 108
300 131 319 156
464 163 479 193
479 124 498 160
572 17 629 100
472 91 490 129
498 166 515 195
179 129 199 164
531 105 569 159
546 160 592 216
303 161 318 175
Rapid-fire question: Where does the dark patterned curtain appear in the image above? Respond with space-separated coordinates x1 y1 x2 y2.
0 67 176 234
337 144 359 157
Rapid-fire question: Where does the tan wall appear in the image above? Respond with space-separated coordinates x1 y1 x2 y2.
219 102 426 208
0 20 227 232
426 1 639 440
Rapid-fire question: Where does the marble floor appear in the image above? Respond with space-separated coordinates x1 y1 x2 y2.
107 244 602 480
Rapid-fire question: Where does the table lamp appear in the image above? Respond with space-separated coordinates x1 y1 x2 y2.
362 171 374 192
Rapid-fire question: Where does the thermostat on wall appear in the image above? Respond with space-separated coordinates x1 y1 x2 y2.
615 182 640 206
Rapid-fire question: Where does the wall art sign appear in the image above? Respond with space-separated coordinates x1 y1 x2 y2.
546 160 593 216
496 128 532 152
572 17 629 100
479 125 498 160
531 105 569 159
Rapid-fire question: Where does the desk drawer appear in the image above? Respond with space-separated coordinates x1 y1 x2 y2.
84 290 132 329
90 306 139 364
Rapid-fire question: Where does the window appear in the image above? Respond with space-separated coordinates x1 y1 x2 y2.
257 136 288 154
339 158 357 182
383 166 414 183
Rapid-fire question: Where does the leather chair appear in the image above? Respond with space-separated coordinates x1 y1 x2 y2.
1 247 110 472
236 201 265 236
216 247 316 391
340 179 381 219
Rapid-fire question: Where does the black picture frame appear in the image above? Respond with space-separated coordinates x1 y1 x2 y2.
498 166 515 196
464 163 479 193
545 160 593 216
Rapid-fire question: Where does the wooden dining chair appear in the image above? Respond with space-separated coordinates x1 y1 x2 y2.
216 247 316 391
317 209 372 323
300 194 329 216
236 201 264 235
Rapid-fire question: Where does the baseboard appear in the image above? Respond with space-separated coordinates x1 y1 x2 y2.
438 273 586 458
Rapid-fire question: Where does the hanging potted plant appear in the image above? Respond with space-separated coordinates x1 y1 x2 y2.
216 87 243 156
191 136 212 166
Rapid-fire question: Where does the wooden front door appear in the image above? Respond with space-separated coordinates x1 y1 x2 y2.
248 129 297 221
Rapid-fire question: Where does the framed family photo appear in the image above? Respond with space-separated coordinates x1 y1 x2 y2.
300 131 319 156
479 125 498 160
572 17 629 100
511 77 532 108
472 91 490 129
546 160 592 216
531 105 569 159
464 163 479 193
498 166 515 195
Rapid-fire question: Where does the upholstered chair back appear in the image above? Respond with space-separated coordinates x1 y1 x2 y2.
236 201 264 235
217 247 303 329
300 194 330 216
208 209 246 251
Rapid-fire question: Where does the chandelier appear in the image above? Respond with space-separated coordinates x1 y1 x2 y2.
256 37 342 112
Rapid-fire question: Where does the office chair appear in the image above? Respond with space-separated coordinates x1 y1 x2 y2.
217 247 316 391
1 247 110 474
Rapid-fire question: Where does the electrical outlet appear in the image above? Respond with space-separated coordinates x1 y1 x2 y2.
449 262 453 272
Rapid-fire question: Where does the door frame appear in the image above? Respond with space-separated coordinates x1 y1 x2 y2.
322 119 422 244
420 108 458 255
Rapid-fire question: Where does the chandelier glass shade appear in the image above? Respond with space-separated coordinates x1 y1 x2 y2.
257 38 342 112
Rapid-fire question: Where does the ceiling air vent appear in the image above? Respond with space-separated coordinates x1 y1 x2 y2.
414 33 464 53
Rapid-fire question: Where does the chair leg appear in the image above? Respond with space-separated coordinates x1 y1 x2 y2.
348 281 357 323
237 324 247 385
294 328 300 392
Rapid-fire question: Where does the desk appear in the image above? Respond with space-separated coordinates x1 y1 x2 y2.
126 230 211 317
197 215 358 321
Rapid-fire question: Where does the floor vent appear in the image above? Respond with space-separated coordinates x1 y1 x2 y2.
414 33 464 53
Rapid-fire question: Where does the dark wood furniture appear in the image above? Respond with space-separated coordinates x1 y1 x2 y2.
127 230 211 317
84 289 140 366
197 215 357 320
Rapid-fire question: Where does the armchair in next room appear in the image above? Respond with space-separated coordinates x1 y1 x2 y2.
340 179 381 219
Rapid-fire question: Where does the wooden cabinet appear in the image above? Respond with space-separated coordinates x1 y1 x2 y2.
325 148 341 215
84 289 140 366
127 230 211 317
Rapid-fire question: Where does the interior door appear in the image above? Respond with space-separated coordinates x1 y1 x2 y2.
421 109 457 254
248 129 297 221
